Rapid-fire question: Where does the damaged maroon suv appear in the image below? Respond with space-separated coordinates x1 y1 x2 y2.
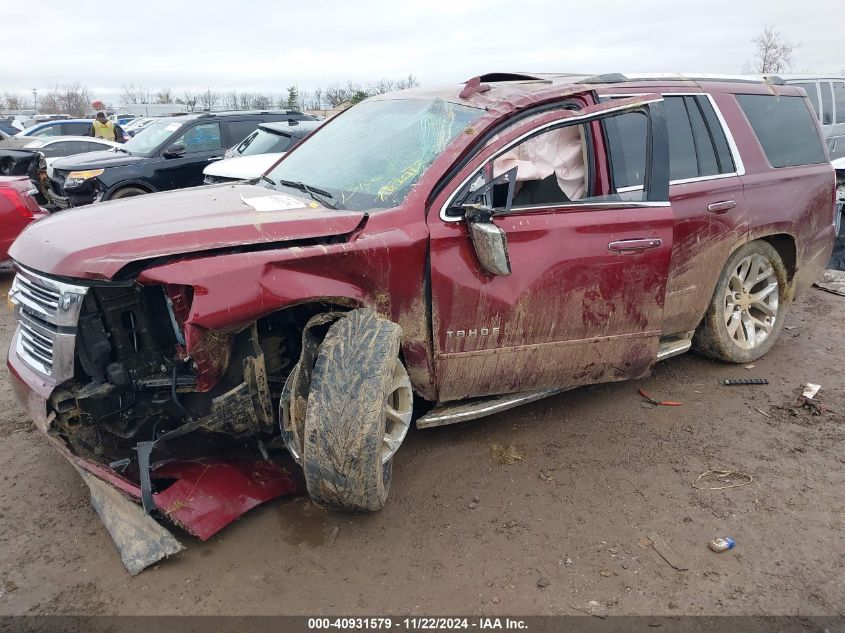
7 73 835 573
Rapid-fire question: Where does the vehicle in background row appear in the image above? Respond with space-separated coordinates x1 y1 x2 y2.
203 119 321 184
114 103 188 118
0 176 46 261
6 73 834 573
15 119 93 138
778 75 845 160
108 113 138 125
48 110 318 208
829 156 845 269
0 136 123 204
122 117 156 137
0 119 19 136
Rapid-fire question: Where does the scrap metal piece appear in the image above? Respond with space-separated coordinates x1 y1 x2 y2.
723 378 768 386
76 467 183 576
814 269 845 296
647 532 689 571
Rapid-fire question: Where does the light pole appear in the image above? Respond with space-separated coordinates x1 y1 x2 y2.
31 88 37 112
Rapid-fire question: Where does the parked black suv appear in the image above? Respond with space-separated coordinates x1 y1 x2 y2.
49 110 317 207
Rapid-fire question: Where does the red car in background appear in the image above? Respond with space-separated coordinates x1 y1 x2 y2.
0 176 46 261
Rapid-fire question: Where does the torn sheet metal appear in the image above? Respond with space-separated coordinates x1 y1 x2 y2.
152 458 302 540
70 450 303 573
76 467 183 576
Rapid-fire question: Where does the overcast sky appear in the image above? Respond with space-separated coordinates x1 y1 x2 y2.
4 0 843 103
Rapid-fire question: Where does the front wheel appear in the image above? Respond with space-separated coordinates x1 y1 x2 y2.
302 309 412 512
109 186 147 200
692 240 790 363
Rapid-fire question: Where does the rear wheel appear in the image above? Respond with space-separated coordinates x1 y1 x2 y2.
302 309 412 512
692 240 789 363
109 186 147 200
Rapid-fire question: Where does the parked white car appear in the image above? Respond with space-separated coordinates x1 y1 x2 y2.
203 120 321 184
31 136 124 177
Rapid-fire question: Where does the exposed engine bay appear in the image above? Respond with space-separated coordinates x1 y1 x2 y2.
43 281 318 466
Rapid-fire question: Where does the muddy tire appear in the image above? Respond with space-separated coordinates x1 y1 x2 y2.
302 309 412 512
109 186 147 200
692 240 789 363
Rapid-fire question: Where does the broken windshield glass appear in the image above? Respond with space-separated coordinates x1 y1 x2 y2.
267 98 483 211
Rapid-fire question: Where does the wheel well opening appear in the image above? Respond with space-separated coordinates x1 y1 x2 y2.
255 300 358 405
108 183 153 198
760 234 797 282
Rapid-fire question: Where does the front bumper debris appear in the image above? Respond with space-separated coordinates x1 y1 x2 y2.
7 343 304 575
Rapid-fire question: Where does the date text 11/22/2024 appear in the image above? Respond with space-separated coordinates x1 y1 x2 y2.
307 618 528 630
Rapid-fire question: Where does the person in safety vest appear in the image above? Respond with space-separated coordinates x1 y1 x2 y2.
88 112 125 143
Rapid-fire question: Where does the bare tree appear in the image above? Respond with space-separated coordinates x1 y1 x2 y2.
744 26 797 74
155 88 173 104
182 90 200 111
395 73 419 90
325 85 352 108
37 84 90 116
58 83 90 116
198 88 219 110
3 93 23 111
306 88 323 110
225 91 240 110
370 78 396 95
239 92 253 110
120 84 150 105
252 94 273 109
299 90 312 111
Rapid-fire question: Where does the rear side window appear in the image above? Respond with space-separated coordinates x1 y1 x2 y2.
820 82 834 125
664 97 698 181
736 94 827 167
31 124 61 137
792 82 820 117
834 82 845 124
227 120 259 146
64 122 92 136
604 94 735 187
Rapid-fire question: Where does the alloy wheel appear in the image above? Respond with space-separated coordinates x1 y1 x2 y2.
722 253 779 350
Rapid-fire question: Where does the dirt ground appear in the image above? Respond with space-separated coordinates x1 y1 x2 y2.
0 270 842 617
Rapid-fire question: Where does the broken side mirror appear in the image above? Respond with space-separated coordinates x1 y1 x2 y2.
465 204 512 276
459 167 516 276
162 143 186 159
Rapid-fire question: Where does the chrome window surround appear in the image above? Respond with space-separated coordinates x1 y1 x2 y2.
9 266 89 383
601 93 746 193
439 98 668 222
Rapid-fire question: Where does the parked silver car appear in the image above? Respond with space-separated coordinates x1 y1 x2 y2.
778 75 845 160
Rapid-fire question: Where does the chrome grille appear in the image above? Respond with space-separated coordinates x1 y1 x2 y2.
17 316 54 375
12 273 61 317
9 266 89 382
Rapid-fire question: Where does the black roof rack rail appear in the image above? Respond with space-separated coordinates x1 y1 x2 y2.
476 72 550 83
578 73 786 85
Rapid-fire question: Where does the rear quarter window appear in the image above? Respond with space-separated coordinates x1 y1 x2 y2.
736 94 827 168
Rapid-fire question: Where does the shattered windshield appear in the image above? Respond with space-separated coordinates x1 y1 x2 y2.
267 98 483 210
